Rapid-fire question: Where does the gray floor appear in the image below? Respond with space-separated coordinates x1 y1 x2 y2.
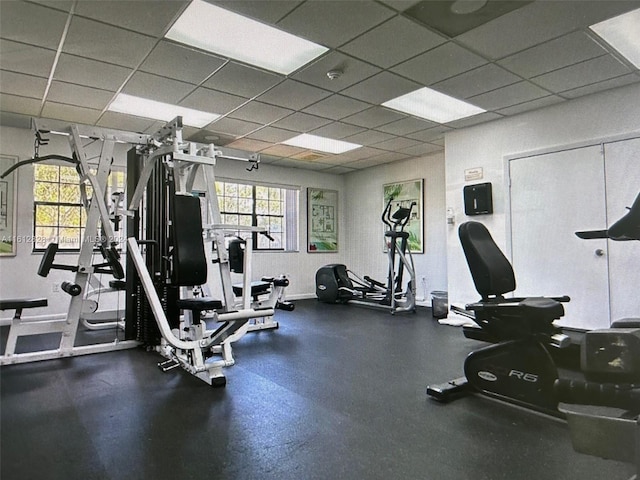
1 300 635 480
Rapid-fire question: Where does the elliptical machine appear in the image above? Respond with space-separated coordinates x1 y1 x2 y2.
315 197 417 314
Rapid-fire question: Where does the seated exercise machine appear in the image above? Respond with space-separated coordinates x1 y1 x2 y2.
315 197 417 314
126 117 293 386
427 221 571 416
0 122 144 364
555 191 640 479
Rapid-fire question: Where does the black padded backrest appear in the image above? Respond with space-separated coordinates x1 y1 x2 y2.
171 195 207 286
459 221 516 298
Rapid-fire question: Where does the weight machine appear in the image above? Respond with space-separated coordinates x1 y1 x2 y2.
0 121 145 364
315 197 417 314
125 117 292 387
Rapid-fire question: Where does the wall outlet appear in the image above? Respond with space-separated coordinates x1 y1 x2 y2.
52 282 60 293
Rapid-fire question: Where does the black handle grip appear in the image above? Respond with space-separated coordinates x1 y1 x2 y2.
61 281 82 297
554 378 640 411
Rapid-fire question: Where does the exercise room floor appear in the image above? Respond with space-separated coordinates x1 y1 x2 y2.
1 299 634 480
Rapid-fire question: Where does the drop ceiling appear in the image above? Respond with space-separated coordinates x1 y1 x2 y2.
1 0 639 174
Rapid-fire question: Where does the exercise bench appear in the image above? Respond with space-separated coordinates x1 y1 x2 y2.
0 298 48 357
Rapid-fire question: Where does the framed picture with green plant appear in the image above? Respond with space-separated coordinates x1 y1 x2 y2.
0 155 18 257
308 188 338 253
383 179 423 254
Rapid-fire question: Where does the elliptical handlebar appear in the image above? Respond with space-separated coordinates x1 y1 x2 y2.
382 197 416 232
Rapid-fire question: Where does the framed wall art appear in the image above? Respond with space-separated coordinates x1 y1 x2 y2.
0 155 18 256
308 188 338 253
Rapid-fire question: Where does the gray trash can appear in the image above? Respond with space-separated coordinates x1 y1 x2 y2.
431 291 448 319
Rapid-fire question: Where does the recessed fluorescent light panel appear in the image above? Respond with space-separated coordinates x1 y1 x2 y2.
107 93 219 128
282 134 361 155
382 87 486 123
166 0 328 75
590 8 640 69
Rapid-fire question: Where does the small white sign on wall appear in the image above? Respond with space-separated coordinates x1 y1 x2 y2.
464 167 483 181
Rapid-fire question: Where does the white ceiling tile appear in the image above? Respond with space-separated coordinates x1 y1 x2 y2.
406 126 452 142
432 64 520 99
292 52 381 92
180 87 248 115
302 94 371 120
212 1 303 25
532 55 633 93
561 73 640 99
47 81 114 110
229 101 293 124
372 136 421 151
54 54 132 91
256 80 332 111
455 1 639 61
96 111 157 132
271 112 332 132
276 0 395 49
271 157 332 170
225 138 274 152
247 126 297 143
204 62 283 98
332 146 386 162
140 41 227 85
0 40 56 78
0 1 69 49
446 111 504 128
498 32 608 78
122 72 196 103
0 71 47 99
41 101 102 124
341 107 406 129
399 142 443 157
342 129 396 146
206 117 261 136
74 0 187 37
378 0 421 10
346 154 406 169
0 93 42 117
391 42 487 85
322 165 358 174
468 81 551 111
339 16 446 69
341 72 421 104
310 122 366 139
63 16 156 68
260 144 307 157
377 116 437 135
495 95 565 117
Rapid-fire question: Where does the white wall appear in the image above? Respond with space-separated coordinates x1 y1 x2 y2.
343 152 448 303
445 82 640 305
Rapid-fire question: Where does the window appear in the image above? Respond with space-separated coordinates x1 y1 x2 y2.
33 164 125 251
215 180 298 251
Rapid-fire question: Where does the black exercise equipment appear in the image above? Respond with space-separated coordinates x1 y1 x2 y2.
427 221 571 416
37 242 124 279
556 192 640 478
316 197 416 314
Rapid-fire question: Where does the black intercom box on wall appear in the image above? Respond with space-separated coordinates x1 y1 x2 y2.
463 182 493 215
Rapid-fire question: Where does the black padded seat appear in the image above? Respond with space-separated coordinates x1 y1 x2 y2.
518 297 565 323
232 280 271 298
109 280 127 290
611 318 640 328
176 298 223 325
176 298 222 311
0 298 48 311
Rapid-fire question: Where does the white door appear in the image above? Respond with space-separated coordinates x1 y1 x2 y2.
603 137 640 322
509 145 610 330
